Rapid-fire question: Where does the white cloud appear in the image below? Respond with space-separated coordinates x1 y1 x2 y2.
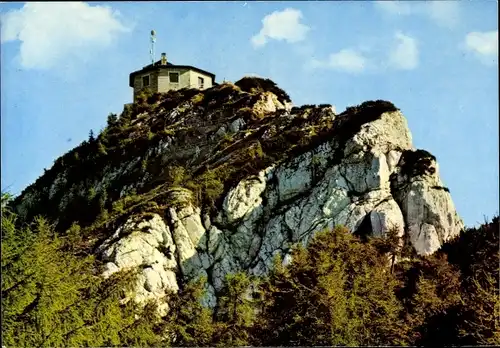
310 48 367 73
464 30 498 65
426 1 460 28
0 2 131 70
388 31 419 70
375 0 460 28
374 1 414 16
326 49 367 73
311 31 419 74
251 8 310 48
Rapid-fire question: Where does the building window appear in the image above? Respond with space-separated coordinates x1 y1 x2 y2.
169 72 179 83
198 77 204 89
142 75 150 87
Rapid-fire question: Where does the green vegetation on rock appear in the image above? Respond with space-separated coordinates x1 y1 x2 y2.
3 77 498 347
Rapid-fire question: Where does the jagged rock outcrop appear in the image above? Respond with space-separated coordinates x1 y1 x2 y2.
13 77 463 313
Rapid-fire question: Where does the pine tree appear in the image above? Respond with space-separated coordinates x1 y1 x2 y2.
162 276 216 346
256 226 406 346
89 129 95 142
1 208 161 346
214 272 258 346
107 113 118 127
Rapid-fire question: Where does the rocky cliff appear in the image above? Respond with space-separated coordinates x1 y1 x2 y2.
13 77 463 313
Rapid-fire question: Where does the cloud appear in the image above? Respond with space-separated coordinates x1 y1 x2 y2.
388 31 419 70
251 8 310 48
374 1 414 16
464 30 498 65
315 49 367 73
309 47 369 74
0 2 131 70
310 31 418 73
426 1 460 28
375 0 460 28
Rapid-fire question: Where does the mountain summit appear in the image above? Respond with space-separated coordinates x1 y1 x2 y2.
13 77 463 311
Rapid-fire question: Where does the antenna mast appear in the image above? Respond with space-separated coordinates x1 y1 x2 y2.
150 29 156 64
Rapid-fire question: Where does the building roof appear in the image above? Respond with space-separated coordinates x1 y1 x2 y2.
129 60 216 87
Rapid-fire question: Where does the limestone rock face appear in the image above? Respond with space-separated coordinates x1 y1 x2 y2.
13 81 463 313
390 151 463 255
97 214 178 316
97 109 463 310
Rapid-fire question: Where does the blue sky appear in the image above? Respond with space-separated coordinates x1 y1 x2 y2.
1 1 498 227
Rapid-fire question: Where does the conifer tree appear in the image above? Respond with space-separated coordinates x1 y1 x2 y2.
1 207 161 346
214 272 258 346
107 113 118 127
162 276 216 347
256 226 406 346
89 129 95 142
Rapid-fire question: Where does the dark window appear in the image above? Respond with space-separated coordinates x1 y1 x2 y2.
142 75 150 87
198 76 204 89
169 72 179 83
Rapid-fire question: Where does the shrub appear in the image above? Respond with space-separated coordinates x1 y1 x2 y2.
399 149 437 177
235 77 291 103
191 93 204 104
147 92 163 104
136 88 154 105
107 113 118 127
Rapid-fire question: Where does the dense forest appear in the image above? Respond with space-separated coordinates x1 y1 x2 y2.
2 191 498 346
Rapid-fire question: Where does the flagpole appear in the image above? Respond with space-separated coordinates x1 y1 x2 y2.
150 30 156 64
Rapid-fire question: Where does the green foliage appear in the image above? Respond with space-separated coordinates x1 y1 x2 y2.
214 272 258 346
97 141 107 156
1 191 14 210
439 216 500 344
246 141 264 160
119 105 133 127
163 277 216 347
141 158 148 171
394 254 463 344
185 169 225 209
87 187 97 202
1 210 161 347
167 165 187 186
235 106 257 121
136 88 154 105
202 83 243 109
222 132 233 143
3 191 498 347
399 149 437 177
235 76 291 103
66 221 82 246
147 131 155 141
110 193 140 215
147 92 163 104
88 129 95 142
107 113 118 127
190 93 204 104
255 226 405 346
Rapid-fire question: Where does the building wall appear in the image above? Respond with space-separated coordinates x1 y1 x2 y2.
189 70 213 90
133 70 159 102
133 68 214 102
157 68 190 92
